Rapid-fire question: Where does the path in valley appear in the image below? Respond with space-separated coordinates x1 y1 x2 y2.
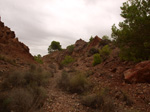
42 62 93 112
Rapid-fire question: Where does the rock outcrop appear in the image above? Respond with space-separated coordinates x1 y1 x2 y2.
74 39 87 52
124 61 150 83
87 36 102 50
0 21 35 71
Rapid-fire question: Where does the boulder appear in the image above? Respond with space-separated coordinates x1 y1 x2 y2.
124 61 150 83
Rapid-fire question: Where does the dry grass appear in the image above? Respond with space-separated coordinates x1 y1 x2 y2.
58 70 90 94
0 65 50 112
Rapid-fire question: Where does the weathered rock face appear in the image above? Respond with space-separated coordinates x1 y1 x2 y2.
124 61 150 83
0 21 35 71
87 36 102 50
73 39 87 53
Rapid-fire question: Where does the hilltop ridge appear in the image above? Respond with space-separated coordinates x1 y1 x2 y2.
0 21 35 72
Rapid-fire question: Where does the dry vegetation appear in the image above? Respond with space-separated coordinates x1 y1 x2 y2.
0 65 52 112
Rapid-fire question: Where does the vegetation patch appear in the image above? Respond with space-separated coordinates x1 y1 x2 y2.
111 0 150 61
0 55 16 65
58 70 90 94
61 55 74 66
34 54 43 64
99 45 111 61
93 53 102 66
48 41 62 53
67 45 75 54
81 88 115 111
0 65 51 112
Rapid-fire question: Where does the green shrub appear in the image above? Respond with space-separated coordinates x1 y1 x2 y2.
119 47 144 62
89 36 94 43
99 45 111 60
93 53 102 66
61 55 74 66
0 66 50 112
81 89 115 111
1 71 26 89
57 70 70 91
102 35 109 40
2 67 50 90
67 45 74 53
69 72 89 93
58 70 90 94
9 88 33 112
81 93 104 109
34 54 43 64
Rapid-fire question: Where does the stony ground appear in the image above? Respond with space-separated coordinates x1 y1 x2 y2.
41 59 150 112
42 62 95 112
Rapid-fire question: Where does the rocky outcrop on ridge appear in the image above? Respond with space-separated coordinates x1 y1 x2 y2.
0 21 35 72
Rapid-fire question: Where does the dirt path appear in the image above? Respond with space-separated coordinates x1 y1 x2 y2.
42 63 92 112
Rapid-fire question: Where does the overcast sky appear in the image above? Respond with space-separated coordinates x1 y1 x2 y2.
0 0 127 56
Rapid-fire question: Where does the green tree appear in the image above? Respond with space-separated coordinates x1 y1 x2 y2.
48 41 62 53
112 0 150 61
102 35 109 40
89 36 94 43
34 54 43 64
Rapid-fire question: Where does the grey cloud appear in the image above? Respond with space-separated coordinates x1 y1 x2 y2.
0 0 127 55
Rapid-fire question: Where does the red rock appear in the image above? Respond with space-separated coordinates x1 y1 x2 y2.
124 61 150 83
74 39 87 52
0 20 35 71
87 36 102 50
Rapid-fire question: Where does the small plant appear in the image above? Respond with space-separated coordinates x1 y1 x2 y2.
9 88 33 112
58 70 90 94
89 36 94 43
61 55 74 66
99 45 111 60
93 53 102 66
57 70 70 91
0 66 50 112
69 72 89 93
67 45 75 53
34 54 43 64
81 93 104 109
81 88 115 111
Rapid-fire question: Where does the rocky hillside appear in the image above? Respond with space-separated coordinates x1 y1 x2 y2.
0 21 35 72
1 20 150 112
43 36 150 112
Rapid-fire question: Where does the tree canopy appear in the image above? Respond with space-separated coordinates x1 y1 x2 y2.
112 0 150 61
48 41 62 53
